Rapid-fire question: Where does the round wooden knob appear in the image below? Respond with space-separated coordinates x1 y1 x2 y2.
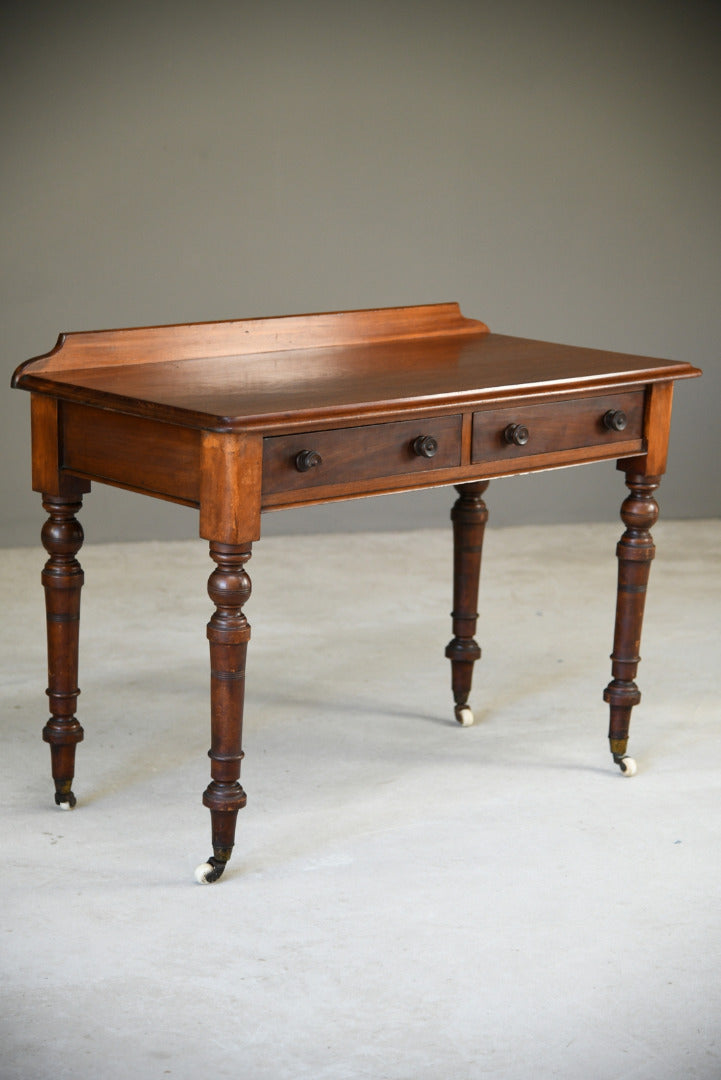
295 449 322 472
504 423 529 447
603 409 628 431
412 435 439 458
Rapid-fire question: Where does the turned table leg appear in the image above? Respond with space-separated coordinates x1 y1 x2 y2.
445 481 489 726
195 542 252 884
603 471 661 776
40 494 85 809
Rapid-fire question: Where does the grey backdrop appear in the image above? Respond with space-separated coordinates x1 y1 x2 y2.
2 1 719 547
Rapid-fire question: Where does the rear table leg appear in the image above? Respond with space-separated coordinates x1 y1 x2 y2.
41 495 85 809
445 481 489 726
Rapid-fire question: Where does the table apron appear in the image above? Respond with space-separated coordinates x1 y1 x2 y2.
60 402 201 505
54 397 648 514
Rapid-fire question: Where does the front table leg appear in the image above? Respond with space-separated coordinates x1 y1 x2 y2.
195 542 252 884
603 471 661 776
41 494 85 809
445 481 489 726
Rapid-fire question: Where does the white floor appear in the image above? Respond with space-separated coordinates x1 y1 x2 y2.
1 520 719 1080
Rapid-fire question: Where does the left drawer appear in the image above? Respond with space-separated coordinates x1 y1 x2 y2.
263 415 463 496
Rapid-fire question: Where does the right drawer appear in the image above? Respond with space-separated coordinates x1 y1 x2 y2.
471 391 645 464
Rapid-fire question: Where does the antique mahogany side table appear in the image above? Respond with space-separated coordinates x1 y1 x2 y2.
12 303 701 882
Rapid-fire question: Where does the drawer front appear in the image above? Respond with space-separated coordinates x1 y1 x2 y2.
263 415 462 495
471 392 644 464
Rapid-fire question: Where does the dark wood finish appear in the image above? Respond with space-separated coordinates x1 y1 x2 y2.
603 409 628 432
412 434 440 458
295 449 323 472
40 495 85 808
471 391 644 464
260 431 649 511
504 423 530 447
10 303 701 882
262 415 462 496
603 471 660 772
445 482 490 724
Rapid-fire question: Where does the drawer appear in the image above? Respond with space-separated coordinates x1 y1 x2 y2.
471 392 644 464
263 415 462 496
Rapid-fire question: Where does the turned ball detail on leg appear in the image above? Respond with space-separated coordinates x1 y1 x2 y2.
446 481 489 726
604 471 661 775
41 495 85 809
195 542 252 884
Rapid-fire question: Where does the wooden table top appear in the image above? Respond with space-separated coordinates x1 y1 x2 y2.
13 303 700 433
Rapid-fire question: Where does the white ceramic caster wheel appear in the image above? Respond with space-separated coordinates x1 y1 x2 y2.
455 705 474 726
194 857 226 884
57 801 73 810
618 755 637 776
